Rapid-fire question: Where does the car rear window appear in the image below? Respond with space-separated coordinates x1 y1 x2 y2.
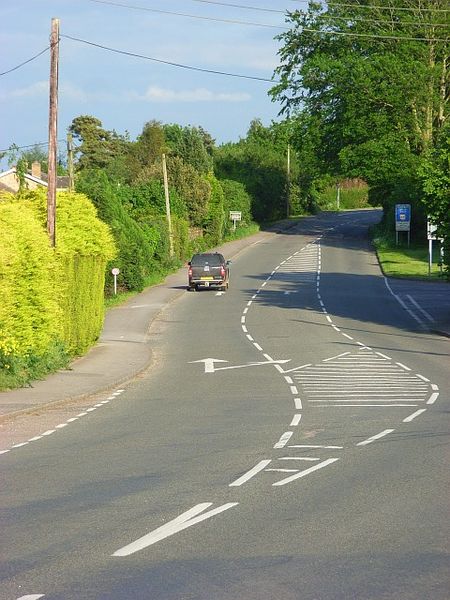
191 254 223 267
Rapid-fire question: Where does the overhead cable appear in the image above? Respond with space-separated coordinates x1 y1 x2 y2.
290 0 450 13
0 46 50 77
88 0 285 29
61 34 278 82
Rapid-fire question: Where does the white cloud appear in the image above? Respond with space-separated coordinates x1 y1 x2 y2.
131 85 251 103
0 81 48 100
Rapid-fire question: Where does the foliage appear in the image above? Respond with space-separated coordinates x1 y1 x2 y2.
215 120 296 222
69 115 130 172
270 0 449 224
219 179 253 234
23 188 116 354
418 122 450 276
76 169 156 292
0 197 63 359
203 173 225 245
164 124 213 174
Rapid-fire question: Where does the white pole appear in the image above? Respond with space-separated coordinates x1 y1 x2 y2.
162 153 174 259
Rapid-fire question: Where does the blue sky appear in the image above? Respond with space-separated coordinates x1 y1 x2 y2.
1 0 295 162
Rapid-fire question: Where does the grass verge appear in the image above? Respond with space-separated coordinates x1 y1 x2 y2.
371 227 446 280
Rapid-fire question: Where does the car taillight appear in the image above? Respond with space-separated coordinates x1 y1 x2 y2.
188 267 192 276
220 266 225 277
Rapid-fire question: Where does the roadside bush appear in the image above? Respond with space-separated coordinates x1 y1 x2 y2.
203 173 225 246
0 199 64 374
23 188 116 355
76 169 153 292
220 179 253 235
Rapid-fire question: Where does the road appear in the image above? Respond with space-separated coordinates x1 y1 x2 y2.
1 210 449 600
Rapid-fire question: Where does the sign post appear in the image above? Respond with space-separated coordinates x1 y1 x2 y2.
229 211 242 231
395 204 411 246
111 267 120 295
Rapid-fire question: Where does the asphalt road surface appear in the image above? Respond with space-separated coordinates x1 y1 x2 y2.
1 210 449 600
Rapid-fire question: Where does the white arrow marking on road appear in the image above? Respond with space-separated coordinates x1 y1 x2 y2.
188 358 228 373
113 502 238 556
189 358 290 373
215 291 225 296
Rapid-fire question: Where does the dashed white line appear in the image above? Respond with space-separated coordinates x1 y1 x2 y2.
272 458 340 487
403 409 427 423
427 392 439 405
274 432 293 449
396 362 411 371
357 429 395 446
290 414 302 426
229 460 272 486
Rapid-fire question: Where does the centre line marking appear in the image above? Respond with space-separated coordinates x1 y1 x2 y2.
113 502 238 556
427 392 439 405
229 460 272 486
357 429 395 446
288 444 343 449
274 432 293 449
290 414 302 426
403 409 427 423
273 458 340 487
294 398 303 409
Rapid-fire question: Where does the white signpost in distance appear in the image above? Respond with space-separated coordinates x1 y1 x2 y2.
229 211 242 231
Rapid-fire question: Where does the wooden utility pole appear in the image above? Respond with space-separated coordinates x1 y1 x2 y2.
162 154 175 259
47 17 60 246
286 143 291 218
67 132 74 192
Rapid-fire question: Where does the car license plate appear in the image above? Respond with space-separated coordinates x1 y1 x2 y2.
201 276 213 280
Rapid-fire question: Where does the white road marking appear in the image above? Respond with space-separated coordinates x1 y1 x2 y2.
12 442 29 448
229 460 272 486
357 429 395 446
403 409 427 423
266 468 298 473
288 444 343 449
294 398 302 409
396 362 411 371
253 343 263 351
280 457 320 462
431 384 438 390
376 352 392 360
66 417 79 422
274 432 293 449
242 325 248 333
342 333 354 340
406 295 435 322
55 423 68 428
113 502 238 556
284 376 294 384
290 386 298 395
427 392 439 405
241 316 246 323
17 595 45 599
290 414 302 426
42 430 55 436
313 404 418 408
273 458 340 487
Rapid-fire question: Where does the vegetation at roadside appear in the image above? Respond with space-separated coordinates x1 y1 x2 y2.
2 0 448 388
372 225 445 280
0 189 115 390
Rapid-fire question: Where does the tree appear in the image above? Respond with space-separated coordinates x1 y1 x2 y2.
69 115 129 171
164 124 213 174
419 121 450 275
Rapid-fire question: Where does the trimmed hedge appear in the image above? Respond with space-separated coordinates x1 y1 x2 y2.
0 189 115 387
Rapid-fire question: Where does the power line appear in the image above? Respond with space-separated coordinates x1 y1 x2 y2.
61 34 278 82
297 26 448 42
88 0 285 29
158 0 286 14
318 14 450 28
0 46 50 77
290 0 450 13
0 140 66 154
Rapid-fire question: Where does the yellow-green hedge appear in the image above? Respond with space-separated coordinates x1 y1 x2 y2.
0 201 62 359
0 189 116 364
